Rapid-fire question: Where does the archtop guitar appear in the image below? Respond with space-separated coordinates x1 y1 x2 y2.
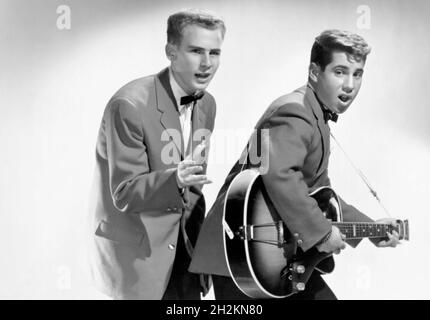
222 169 409 299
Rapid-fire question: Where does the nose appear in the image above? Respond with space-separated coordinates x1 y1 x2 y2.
343 75 354 93
200 52 212 69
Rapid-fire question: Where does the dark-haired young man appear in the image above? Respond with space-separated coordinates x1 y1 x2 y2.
89 9 225 300
190 29 401 300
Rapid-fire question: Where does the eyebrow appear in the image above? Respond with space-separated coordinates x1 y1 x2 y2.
333 65 364 73
332 65 349 70
187 45 221 52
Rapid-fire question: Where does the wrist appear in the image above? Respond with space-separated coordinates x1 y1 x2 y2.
317 229 332 246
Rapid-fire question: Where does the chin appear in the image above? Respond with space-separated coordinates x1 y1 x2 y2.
193 83 209 91
336 105 350 114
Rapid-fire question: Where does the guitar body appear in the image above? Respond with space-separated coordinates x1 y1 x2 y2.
223 169 342 299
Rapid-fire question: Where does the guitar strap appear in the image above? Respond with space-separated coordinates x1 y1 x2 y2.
330 132 392 217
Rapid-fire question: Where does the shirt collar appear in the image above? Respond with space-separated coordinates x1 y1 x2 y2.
168 68 191 113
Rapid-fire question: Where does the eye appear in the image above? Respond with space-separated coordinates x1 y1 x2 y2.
334 69 344 76
353 71 363 78
191 48 203 54
210 50 221 56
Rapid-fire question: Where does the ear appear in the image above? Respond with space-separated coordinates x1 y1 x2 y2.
165 43 176 61
309 62 320 82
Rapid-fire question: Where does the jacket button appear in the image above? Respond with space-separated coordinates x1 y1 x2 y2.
297 239 303 245
173 207 178 211
168 244 175 250
166 207 172 212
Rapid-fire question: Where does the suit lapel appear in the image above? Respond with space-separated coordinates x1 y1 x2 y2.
304 85 330 172
155 68 184 157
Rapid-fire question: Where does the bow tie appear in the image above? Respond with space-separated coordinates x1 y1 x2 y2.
322 108 338 123
180 91 204 106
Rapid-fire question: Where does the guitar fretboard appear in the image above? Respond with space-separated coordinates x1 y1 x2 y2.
332 222 396 240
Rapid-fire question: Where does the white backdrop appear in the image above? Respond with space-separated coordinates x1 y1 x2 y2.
0 0 429 299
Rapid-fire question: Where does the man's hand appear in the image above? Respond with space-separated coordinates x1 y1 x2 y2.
316 226 346 255
176 142 212 188
373 218 401 248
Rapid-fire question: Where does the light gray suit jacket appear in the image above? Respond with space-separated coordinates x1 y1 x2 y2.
89 68 216 299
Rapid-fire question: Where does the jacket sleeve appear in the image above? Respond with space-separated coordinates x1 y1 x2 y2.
259 105 332 252
104 97 184 214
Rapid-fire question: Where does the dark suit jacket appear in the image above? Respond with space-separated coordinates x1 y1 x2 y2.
89 68 216 299
189 85 372 277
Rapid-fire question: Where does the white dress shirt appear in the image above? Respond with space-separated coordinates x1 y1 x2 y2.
169 69 194 154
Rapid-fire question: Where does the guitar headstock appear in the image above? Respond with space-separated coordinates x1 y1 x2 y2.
396 219 409 241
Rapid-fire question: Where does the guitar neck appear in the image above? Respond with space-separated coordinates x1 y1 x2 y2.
332 221 407 240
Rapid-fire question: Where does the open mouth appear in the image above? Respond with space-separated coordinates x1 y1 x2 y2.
338 95 351 103
195 73 211 80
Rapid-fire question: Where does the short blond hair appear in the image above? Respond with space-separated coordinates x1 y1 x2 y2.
167 9 226 46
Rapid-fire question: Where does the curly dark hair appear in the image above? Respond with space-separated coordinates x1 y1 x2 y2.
311 29 371 70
